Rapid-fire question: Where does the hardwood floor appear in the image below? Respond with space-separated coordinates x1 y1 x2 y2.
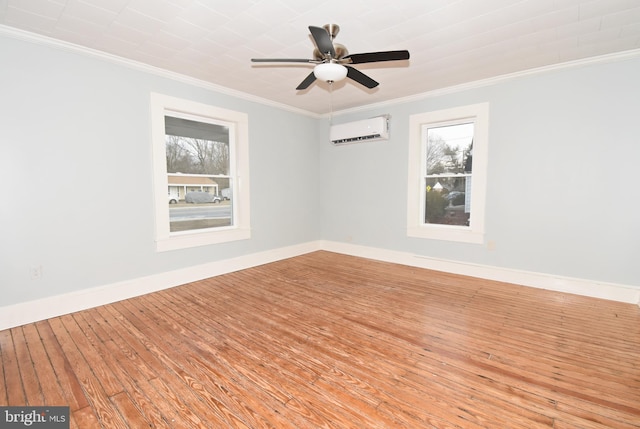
1 250 639 428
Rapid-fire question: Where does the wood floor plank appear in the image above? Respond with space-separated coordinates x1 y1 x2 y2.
141 295 308 428
201 256 640 426
73 311 170 428
147 376 214 429
94 303 230 428
47 316 130 428
109 391 155 428
123 295 287 428
1 251 639 428
34 320 89 411
11 326 44 405
0 332 6 406
169 270 536 426
0 330 10 406
20 323 67 406
72 405 101 429
60 314 124 398
151 287 413 428
107 300 250 428
0 329 25 405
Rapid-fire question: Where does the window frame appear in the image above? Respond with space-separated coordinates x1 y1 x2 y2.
150 93 250 252
407 103 489 244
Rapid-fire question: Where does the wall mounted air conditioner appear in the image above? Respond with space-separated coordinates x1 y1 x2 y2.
330 115 389 145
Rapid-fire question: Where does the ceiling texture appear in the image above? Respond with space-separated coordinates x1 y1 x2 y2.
1 0 640 115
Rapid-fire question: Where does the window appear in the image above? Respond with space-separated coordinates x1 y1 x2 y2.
151 93 250 251
407 103 488 243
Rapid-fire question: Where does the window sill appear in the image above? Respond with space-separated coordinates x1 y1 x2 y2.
156 227 251 252
407 225 484 244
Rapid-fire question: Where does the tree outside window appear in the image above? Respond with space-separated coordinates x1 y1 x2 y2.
424 123 474 226
151 93 250 252
164 116 232 232
407 103 488 244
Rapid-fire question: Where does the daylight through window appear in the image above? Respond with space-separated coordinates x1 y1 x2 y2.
165 115 233 233
407 103 488 244
151 93 250 252
424 122 474 226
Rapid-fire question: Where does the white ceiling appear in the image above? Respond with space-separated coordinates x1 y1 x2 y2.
1 0 640 115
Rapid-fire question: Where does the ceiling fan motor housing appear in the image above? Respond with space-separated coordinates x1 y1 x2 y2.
314 43 348 61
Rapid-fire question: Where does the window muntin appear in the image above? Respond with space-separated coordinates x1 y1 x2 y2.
424 122 474 226
407 103 488 244
151 93 250 251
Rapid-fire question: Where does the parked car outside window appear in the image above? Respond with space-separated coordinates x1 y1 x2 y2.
185 191 221 204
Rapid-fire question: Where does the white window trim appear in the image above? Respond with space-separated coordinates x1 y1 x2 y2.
407 103 489 244
150 93 250 252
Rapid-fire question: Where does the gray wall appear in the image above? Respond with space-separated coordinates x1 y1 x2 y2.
2 32 639 309
0 35 320 306
320 57 640 287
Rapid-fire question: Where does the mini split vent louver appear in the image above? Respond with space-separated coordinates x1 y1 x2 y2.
330 116 390 145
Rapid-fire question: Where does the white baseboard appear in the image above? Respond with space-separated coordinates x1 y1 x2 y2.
2 240 638 330
320 241 640 305
0 241 321 331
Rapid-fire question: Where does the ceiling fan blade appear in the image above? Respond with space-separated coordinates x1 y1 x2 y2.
251 58 315 63
296 72 317 90
309 26 336 58
344 50 410 64
346 66 379 88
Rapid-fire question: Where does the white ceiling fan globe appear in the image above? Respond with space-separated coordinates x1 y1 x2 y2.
313 62 348 83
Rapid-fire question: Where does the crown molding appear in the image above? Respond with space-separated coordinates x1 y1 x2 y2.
331 48 640 117
0 25 320 118
2 24 638 120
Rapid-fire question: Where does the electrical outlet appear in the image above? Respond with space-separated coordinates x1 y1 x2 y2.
30 265 43 280
487 240 496 251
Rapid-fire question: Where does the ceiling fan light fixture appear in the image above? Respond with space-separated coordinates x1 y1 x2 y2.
314 62 348 83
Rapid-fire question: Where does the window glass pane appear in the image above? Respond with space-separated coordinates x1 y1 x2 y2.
165 115 233 233
424 176 471 226
426 123 474 175
424 122 474 226
408 103 487 243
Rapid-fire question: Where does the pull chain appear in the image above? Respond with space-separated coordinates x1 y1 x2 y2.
329 81 334 125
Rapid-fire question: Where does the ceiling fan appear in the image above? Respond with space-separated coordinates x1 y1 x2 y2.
251 24 410 90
